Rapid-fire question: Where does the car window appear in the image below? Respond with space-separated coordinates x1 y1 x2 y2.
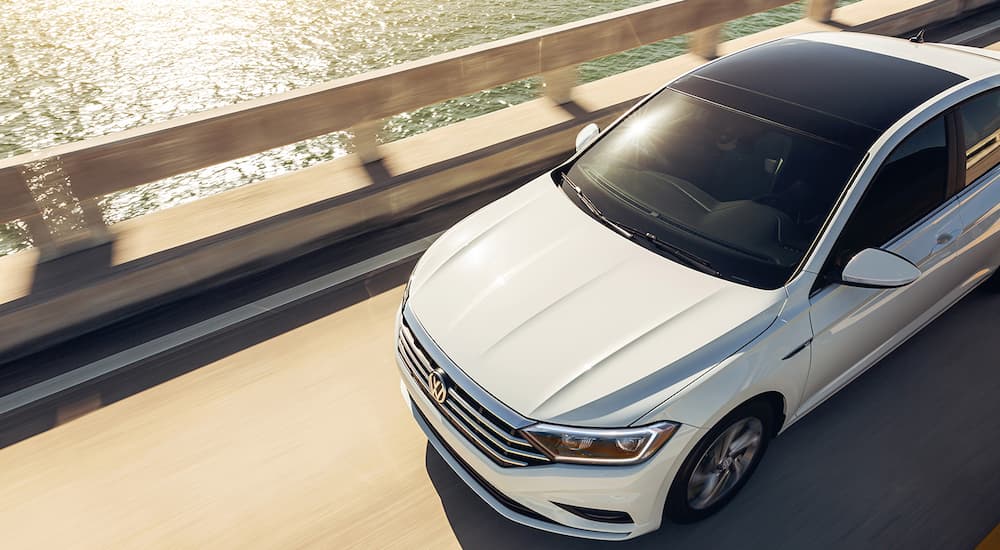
563 90 863 290
821 116 949 277
959 89 1000 185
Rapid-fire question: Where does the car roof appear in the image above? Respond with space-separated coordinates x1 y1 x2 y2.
669 32 1000 151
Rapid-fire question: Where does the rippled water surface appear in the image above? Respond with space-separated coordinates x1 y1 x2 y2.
0 0 856 253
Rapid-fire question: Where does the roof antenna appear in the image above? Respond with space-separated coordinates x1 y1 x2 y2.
909 29 926 43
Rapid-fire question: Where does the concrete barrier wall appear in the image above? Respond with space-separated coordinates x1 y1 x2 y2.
0 0 993 359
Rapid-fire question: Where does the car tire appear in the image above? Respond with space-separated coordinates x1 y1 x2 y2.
664 400 775 524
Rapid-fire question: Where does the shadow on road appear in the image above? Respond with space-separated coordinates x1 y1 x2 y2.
426 288 1000 549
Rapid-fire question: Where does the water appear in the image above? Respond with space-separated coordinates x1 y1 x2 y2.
0 0 857 254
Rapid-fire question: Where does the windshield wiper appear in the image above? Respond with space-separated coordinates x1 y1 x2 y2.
562 174 720 277
632 230 721 277
562 174 632 238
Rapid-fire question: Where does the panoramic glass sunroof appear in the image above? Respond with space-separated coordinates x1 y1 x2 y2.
670 39 967 150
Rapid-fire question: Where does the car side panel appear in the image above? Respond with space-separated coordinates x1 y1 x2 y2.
952 164 1000 283
799 188 987 419
634 295 811 432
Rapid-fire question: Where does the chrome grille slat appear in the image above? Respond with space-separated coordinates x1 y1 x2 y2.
401 326 433 373
401 347 540 462
427 401 528 466
398 317 551 468
407 375 527 464
448 391 536 450
443 400 549 461
398 339 430 377
398 346 432 392
397 347 530 465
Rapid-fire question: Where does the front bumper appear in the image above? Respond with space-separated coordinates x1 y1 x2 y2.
398 359 702 540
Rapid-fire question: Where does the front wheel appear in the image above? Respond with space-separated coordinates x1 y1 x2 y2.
664 401 774 523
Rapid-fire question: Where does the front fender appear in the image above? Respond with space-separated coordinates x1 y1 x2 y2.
634 303 812 431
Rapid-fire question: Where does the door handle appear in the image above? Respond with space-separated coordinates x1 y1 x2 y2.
781 338 811 360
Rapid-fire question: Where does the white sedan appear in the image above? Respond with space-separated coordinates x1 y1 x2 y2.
395 32 1000 540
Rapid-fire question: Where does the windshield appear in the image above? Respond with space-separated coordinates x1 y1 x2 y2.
563 89 864 289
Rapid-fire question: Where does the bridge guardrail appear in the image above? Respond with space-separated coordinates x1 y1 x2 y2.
0 0 836 259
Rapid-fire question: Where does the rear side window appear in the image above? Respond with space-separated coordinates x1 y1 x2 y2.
823 116 949 273
959 89 1000 185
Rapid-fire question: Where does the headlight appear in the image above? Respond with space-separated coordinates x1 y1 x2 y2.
521 421 678 465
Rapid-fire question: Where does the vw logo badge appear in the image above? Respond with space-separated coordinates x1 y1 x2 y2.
428 369 449 404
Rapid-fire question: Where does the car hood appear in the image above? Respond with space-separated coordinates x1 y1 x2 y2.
407 175 785 427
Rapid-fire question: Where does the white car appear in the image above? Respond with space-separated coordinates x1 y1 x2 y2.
395 32 1000 540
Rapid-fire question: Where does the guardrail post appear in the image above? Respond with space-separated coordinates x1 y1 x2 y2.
19 155 112 261
20 209 56 254
543 66 577 105
690 24 725 59
79 197 112 245
807 0 837 22
352 121 383 164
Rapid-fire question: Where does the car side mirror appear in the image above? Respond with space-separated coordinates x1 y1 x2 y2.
575 123 600 152
840 248 921 289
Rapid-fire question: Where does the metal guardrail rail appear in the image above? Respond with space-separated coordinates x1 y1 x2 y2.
0 0 840 259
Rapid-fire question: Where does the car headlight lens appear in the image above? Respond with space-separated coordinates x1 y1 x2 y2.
520 421 678 465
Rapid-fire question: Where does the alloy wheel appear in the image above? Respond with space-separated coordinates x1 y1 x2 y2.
686 417 764 510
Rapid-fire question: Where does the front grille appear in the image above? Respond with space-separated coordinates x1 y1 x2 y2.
398 318 550 468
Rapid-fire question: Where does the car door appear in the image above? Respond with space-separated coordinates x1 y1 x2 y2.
799 113 972 413
950 88 1000 284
